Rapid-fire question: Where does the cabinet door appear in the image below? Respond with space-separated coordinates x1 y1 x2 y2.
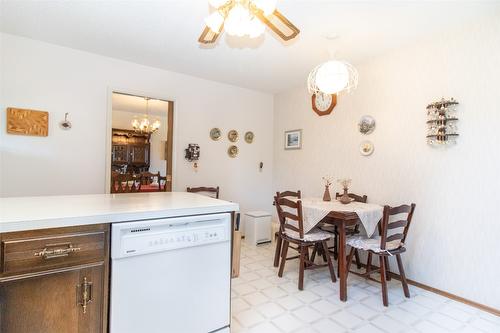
130 145 149 164
0 264 105 333
112 144 128 164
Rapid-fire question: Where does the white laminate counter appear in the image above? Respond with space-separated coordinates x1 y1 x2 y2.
0 192 239 233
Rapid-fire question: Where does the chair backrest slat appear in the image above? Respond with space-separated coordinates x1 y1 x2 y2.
281 211 300 221
278 190 302 198
187 186 220 199
385 233 404 242
335 192 368 203
387 220 408 229
380 203 416 250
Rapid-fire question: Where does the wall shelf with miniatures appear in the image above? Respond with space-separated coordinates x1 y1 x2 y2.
426 98 459 146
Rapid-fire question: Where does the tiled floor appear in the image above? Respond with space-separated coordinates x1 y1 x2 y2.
231 243 500 333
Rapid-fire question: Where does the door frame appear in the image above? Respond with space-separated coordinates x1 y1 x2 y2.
105 87 178 193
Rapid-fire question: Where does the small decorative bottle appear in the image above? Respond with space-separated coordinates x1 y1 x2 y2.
322 176 333 202
323 185 331 202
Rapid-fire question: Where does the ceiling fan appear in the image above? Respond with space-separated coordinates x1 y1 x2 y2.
198 0 300 44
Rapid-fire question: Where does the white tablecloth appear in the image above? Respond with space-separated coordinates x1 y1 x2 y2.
287 198 383 237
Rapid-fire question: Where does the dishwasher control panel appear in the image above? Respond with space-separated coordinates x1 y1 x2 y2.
111 214 231 259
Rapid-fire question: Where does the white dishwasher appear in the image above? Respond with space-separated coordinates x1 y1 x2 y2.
110 213 231 333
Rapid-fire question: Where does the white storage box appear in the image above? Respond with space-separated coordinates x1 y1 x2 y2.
243 211 272 246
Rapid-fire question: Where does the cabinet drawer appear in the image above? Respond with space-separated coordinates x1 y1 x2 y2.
1 230 106 276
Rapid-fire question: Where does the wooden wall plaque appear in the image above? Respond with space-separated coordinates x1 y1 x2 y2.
6 108 49 137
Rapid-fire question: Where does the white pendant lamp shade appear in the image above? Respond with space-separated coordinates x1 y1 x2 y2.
205 11 224 33
252 0 278 16
308 60 358 95
315 61 349 94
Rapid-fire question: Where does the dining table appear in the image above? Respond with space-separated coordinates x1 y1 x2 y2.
285 198 383 302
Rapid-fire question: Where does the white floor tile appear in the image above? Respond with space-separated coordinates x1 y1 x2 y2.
231 243 500 333
256 302 286 319
271 313 304 332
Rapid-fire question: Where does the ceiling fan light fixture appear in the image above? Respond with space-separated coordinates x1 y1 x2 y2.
252 0 278 16
198 0 299 44
205 11 225 33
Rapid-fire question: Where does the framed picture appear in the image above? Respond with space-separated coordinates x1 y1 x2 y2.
284 129 302 150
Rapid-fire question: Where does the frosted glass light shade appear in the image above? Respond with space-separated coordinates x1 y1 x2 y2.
205 11 224 33
252 0 278 16
224 4 251 37
315 60 349 94
247 17 266 38
208 0 229 8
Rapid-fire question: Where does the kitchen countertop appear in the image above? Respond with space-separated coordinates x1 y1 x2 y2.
0 192 239 233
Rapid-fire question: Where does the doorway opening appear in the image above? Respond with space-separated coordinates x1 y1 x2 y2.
109 91 174 193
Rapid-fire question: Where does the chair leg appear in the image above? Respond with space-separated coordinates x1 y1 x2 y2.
396 254 410 298
379 255 389 306
321 240 336 283
366 252 372 276
354 249 362 269
273 233 282 268
345 247 356 279
278 240 289 278
321 245 328 263
384 256 392 281
298 245 306 290
310 244 317 263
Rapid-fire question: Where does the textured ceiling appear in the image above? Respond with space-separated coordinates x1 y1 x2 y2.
2 0 499 93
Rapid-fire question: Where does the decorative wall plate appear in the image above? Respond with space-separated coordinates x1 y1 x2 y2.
244 131 254 143
210 127 222 141
360 141 374 156
228 130 239 142
358 115 376 135
228 145 238 158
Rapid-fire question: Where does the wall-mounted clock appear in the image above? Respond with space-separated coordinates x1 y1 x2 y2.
312 92 337 116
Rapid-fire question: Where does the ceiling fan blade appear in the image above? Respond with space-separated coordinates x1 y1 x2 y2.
198 26 221 44
255 10 300 42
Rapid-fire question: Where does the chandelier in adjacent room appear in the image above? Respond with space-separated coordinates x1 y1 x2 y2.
199 0 300 44
131 97 161 134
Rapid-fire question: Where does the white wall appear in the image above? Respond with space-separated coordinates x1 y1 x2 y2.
274 18 500 309
112 108 168 175
0 33 274 215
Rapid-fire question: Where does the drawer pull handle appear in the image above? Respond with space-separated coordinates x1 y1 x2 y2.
77 277 93 314
34 243 81 259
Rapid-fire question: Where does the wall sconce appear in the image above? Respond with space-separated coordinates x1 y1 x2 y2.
426 98 459 146
185 144 200 171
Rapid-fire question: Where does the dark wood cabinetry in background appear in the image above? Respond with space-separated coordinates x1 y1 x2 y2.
111 128 151 174
0 224 110 333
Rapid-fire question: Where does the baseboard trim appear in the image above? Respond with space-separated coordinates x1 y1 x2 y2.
350 261 500 317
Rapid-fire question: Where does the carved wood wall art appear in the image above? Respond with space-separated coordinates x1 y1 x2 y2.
6 108 49 137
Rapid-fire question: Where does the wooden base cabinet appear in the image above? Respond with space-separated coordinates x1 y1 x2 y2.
0 224 109 333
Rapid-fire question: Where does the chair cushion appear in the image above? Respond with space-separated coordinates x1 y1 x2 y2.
285 228 331 242
346 235 402 253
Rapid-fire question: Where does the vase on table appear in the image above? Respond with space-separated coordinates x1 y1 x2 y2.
323 185 331 202
338 178 353 204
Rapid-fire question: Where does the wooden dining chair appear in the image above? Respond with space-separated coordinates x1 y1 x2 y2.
111 173 141 193
346 203 416 306
275 195 336 290
140 171 160 185
273 190 301 267
186 186 220 198
318 193 367 270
